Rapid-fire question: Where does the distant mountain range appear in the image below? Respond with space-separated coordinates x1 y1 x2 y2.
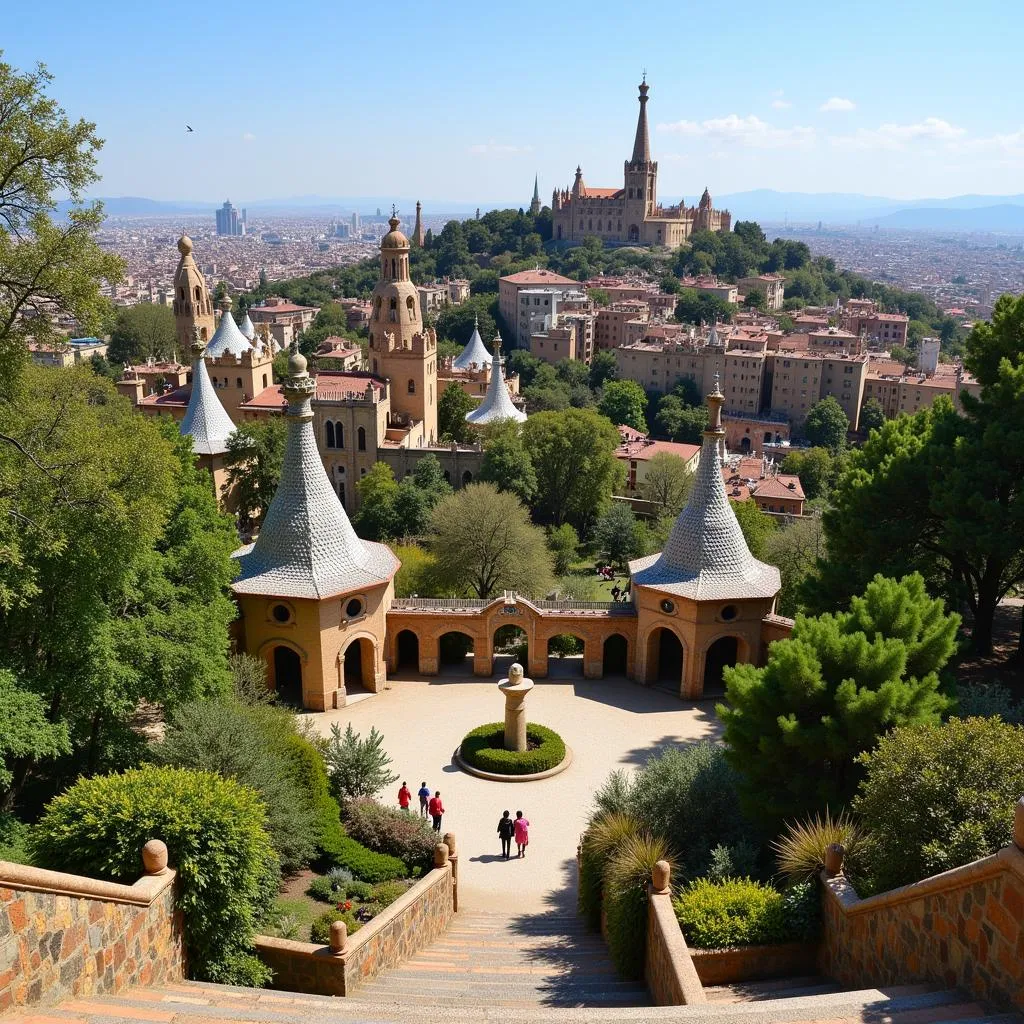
62 190 1024 233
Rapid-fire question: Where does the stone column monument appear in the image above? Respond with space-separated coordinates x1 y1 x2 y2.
498 663 534 752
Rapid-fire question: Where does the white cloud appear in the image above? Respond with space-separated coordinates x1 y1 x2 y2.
242 132 256 142
468 141 533 155
820 97 856 112
830 117 966 151
772 98 792 109
657 114 814 149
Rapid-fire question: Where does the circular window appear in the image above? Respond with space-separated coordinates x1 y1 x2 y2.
345 598 364 619
271 604 291 624
660 599 675 614
721 605 737 621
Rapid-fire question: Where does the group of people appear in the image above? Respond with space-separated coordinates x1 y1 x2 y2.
397 781 445 832
396 784 530 859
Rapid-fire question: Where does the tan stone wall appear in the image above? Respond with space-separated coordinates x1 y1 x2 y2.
645 887 705 1006
255 860 454 997
0 866 182 1012
819 843 1024 1012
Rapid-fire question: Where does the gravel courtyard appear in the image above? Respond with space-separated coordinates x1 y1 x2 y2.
305 667 722 913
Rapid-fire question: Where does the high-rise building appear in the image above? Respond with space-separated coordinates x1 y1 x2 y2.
215 199 244 236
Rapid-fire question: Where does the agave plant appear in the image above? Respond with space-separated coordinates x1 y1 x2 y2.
772 809 859 886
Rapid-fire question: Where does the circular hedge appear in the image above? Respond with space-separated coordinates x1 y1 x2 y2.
459 722 566 776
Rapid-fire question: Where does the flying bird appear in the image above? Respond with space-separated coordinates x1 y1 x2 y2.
186 125 193 132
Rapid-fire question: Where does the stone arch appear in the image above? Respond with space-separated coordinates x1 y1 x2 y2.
439 629 474 668
628 224 640 243
740 436 752 454
603 633 629 675
357 426 367 451
341 634 377 692
461 470 473 486
643 625 685 690
702 633 748 697
257 637 308 706
396 629 419 671
493 623 528 677
545 632 586 678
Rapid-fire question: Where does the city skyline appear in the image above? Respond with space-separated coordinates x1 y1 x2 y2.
6 0 1024 202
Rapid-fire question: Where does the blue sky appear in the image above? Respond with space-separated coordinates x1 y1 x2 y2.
7 0 1024 204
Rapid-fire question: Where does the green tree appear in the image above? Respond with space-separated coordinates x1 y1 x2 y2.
324 723 399 802
108 303 176 364
522 408 625 534
640 451 694 515
719 573 958 828
0 670 70 809
352 462 400 541
437 383 476 443
0 58 123 384
589 288 611 307
0 369 237 807
478 420 537 506
780 447 834 502
598 379 648 431
392 542 438 597
859 398 886 435
803 396 848 453
594 502 639 569
655 395 707 444
674 289 735 327
729 498 777 559
589 350 619 391
762 515 826 617
224 416 285 527
743 288 766 311
435 296 497 346
427 482 554 598
546 523 579 576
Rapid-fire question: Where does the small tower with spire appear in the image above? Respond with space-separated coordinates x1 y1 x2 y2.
412 201 426 247
172 234 215 353
624 77 657 231
529 175 541 216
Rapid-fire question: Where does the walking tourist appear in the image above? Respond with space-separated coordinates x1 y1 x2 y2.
497 810 515 859
418 781 430 818
428 790 445 832
514 810 530 858
398 780 412 812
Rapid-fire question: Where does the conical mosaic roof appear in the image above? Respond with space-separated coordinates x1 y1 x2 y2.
233 353 399 600
206 298 252 358
239 312 256 340
180 338 236 456
452 317 493 370
465 338 526 425
629 387 780 601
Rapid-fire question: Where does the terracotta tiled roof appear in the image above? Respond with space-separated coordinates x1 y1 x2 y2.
500 270 578 286
753 475 805 501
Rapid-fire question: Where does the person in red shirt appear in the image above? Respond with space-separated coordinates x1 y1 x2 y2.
397 781 412 813
428 791 444 832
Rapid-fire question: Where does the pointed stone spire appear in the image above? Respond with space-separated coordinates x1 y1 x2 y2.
452 315 493 371
632 78 651 164
628 383 780 600
572 166 585 198
239 311 256 341
529 175 541 216
465 336 527 425
180 328 237 456
206 294 252 358
412 200 425 247
233 349 398 600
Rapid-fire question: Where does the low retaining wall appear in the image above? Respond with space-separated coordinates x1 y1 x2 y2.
819 804 1024 1013
0 842 182 1012
256 840 457 997
690 941 817 986
645 876 705 1006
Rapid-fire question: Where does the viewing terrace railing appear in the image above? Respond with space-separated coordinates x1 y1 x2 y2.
391 596 636 615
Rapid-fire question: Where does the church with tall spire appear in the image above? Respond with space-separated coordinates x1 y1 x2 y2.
551 79 731 247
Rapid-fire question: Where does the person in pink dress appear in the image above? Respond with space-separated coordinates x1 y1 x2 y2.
513 810 530 858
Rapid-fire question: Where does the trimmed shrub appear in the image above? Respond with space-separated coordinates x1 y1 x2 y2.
327 866 353 886
954 683 1024 725
371 881 408 909
0 813 31 864
343 797 436 869
32 766 278 986
627 743 747 878
310 909 361 944
276 730 347 860
674 878 789 949
459 722 566 776
578 843 604 929
604 831 675 979
854 716 1024 893
706 841 760 883
344 880 374 901
153 700 318 872
332 835 406 883
306 876 340 903
324 723 399 801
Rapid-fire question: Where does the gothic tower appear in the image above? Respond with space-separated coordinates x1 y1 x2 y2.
623 79 658 242
171 235 215 353
368 214 438 443
529 175 541 216
412 201 426 247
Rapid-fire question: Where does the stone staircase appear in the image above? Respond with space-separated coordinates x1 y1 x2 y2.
4 910 1022 1024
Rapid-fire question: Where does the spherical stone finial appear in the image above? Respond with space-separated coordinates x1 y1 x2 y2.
142 839 169 875
329 920 348 954
824 842 846 877
218 293 232 312
177 234 193 256
508 663 524 685
651 859 671 893
434 842 450 868
289 349 308 378
442 831 457 858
